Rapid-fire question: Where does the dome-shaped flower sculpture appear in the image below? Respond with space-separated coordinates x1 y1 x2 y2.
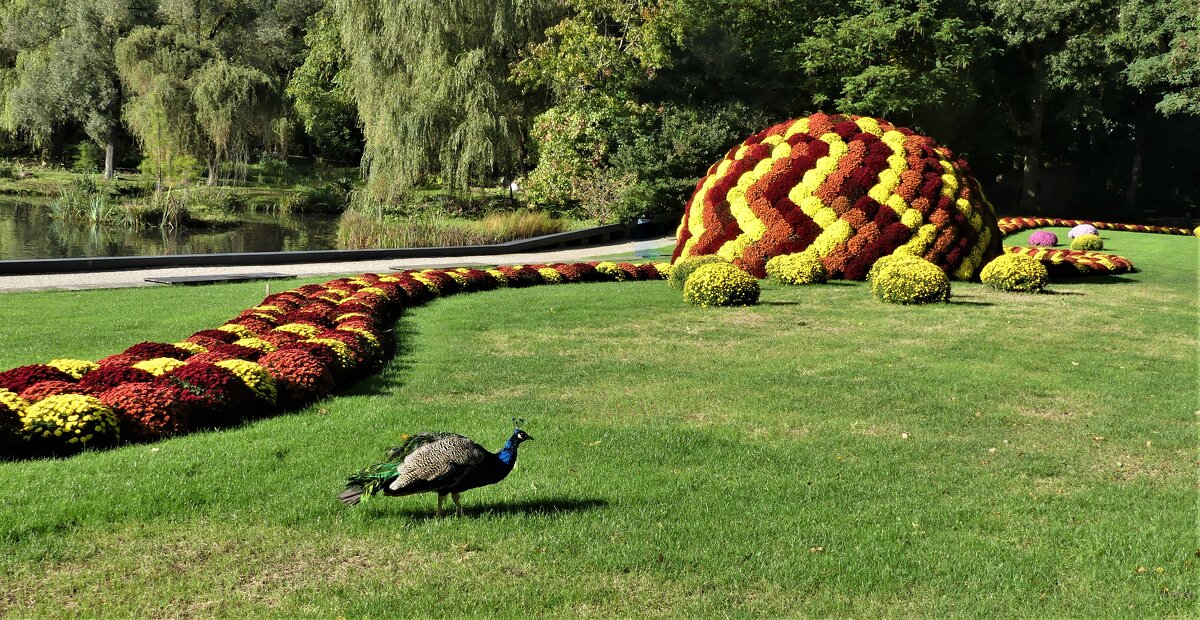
1070 234 1104 251
980 254 1049 293
765 252 828 285
21 394 120 452
683 263 761 307
1028 230 1058 247
1068 224 1098 239
869 254 951 304
672 112 1002 280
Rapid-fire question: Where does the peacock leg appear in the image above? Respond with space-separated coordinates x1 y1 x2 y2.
436 493 446 517
452 492 463 516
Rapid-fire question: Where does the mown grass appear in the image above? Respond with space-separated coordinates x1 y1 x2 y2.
0 230 1196 618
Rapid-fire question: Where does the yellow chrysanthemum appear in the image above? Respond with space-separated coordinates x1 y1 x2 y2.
233 337 279 353
214 359 278 404
275 323 322 338
172 341 208 355
46 358 99 380
132 357 187 377
217 323 256 339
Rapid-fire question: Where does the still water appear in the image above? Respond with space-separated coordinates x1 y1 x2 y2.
0 197 341 259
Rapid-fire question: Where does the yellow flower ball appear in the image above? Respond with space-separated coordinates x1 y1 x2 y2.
682 263 760 307
537 267 565 284
595 261 624 281
870 255 950 304
0 388 31 414
765 252 827 285
172 341 208 355
980 254 1048 293
21 394 119 449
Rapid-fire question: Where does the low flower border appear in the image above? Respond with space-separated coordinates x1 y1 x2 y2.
0 261 669 458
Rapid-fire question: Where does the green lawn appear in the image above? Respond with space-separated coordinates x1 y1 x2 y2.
0 230 1196 617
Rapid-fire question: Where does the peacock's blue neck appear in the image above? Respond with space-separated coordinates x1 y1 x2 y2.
497 438 520 468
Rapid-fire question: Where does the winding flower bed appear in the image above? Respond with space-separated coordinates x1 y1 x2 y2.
997 217 1193 237
0 261 669 458
1003 246 1138 277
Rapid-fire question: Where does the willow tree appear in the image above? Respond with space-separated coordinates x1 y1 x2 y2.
331 0 554 202
0 0 146 178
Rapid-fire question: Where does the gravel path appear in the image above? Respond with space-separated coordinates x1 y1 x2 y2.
0 236 676 293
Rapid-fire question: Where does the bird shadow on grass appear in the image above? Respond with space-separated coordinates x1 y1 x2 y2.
360 497 609 522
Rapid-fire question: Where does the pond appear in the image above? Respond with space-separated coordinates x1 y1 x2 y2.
0 197 342 260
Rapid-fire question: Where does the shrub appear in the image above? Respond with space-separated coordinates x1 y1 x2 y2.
21 394 120 452
0 160 16 179
682 263 760 307
870 256 951 304
765 252 827 285
71 142 102 174
980 254 1049 293
669 254 730 289
1070 234 1104 251
0 398 23 455
1028 231 1058 247
1068 224 1098 239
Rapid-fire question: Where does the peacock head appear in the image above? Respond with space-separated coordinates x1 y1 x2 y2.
511 418 533 443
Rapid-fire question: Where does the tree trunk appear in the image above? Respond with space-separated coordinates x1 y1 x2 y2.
207 159 218 186
103 141 115 180
1018 85 1047 215
1124 125 1144 215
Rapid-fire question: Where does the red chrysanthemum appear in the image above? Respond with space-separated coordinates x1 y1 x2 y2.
19 380 82 402
187 329 240 344
553 263 601 283
258 349 335 406
123 342 194 362
160 362 251 426
0 365 75 393
98 382 191 439
187 343 263 364
77 365 157 394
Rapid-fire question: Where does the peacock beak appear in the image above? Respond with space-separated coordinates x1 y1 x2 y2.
523 433 534 441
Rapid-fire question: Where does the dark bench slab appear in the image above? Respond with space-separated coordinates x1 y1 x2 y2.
144 272 296 286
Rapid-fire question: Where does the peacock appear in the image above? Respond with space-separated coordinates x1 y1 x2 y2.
337 422 534 516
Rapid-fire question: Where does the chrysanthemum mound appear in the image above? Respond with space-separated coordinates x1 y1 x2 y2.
683 263 760 307
980 254 1049 293
1069 224 1098 239
668 254 730 289
1027 230 1058 247
869 254 950 304
672 112 1003 280
1070 234 1104 251
765 252 827 285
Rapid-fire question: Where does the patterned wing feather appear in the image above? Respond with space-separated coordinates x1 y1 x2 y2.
387 434 490 494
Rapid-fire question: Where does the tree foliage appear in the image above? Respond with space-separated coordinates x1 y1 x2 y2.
331 0 553 201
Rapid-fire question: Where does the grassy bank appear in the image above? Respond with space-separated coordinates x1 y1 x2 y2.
0 230 1195 617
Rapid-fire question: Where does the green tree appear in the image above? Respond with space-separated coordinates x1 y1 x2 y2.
331 0 553 202
286 6 361 162
0 0 149 178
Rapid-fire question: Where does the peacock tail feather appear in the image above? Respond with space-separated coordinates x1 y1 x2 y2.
345 433 459 499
